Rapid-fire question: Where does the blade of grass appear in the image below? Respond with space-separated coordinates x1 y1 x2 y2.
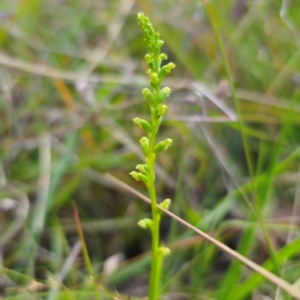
227 88 300 299
0 0 32 45
73 202 102 300
229 235 300 300
199 0 254 179
198 2 287 298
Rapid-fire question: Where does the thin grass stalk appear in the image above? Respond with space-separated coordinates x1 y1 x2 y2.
73 203 102 300
199 2 285 297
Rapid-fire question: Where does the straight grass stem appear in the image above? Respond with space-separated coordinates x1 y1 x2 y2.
199 2 286 298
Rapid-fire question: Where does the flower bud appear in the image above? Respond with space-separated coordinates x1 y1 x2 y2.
142 88 151 96
159 63 176 78
157 40 164 47
157 105 168 117
145 54 152 64
129 171 148 184
138 218 153 230
136 164 149 174
163 138 172 149
153 138 172 154
140 137 149 156
137 12 146 22
158 246 171 256
140 137 149 144
166 62 176 70
141 143 149 156
158 87 171 104
132 117 141 125
141 119 152 133
159 53 168 60
142 88 155 106
150 72 159 84
160 198 171 210
153 141 165 154
158 66 167 78
133 118 152 133
154 32 160 40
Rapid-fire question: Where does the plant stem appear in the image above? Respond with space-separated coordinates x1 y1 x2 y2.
148 94 162 300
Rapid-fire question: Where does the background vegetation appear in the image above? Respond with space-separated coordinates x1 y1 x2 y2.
1 0 300 299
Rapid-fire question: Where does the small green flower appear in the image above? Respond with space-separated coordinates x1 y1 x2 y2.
159 63 176 78
129 171 148 184
150 72 159 85
166 62 176 71
163 138 173 149
138 218 153 230
158 246 171 257
159 53 168 60
139 136 149 156
158 87 171 104
157 105 168 117
140 137 149 144
136 164 149 174
157 40 164 47
133 117 152 133
160 198 171 210
141 88 155 106
142 88 151 95
145 54 152 64
153 138 173 154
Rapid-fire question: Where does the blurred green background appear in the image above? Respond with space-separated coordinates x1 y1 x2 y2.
1 0 300 299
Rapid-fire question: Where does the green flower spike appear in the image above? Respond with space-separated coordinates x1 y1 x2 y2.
131 13 175 300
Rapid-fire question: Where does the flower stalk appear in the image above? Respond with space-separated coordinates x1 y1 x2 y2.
130 13 175 300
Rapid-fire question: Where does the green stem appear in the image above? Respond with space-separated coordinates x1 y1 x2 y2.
148 181 161 300
148 90 163 300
